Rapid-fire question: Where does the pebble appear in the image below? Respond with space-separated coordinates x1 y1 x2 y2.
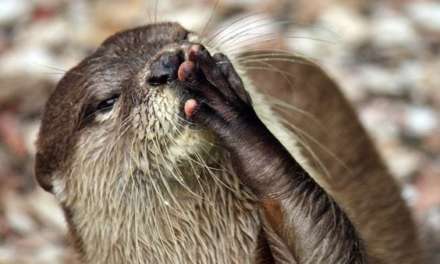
0 46 59 77
402 184 418 206
405 106 439 137
371 13 420 51
385 146 422 180
4 192 37 234
0 0 31 25
407 2 440 33
163 6 213 33
319 5 369 46
286 26 339 59
355 61 424 96
359 99 401 140
0 247 15 263
419 60 440 105
398 61 423 91
28 189 68 232
358 65 403 95
33 245 65 264
423 206 440 263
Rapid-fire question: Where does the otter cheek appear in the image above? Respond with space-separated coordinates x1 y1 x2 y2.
184 99 198 119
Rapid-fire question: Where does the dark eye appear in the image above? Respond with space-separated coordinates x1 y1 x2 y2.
96 95 119 112
147 74 169 86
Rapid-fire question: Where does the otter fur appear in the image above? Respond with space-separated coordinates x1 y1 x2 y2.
34 22 423 263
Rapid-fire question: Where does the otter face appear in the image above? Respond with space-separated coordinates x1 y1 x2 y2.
35 22 215 194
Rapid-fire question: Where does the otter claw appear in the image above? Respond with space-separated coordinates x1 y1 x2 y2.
184 99 198 119
178 61 196 82
188 44 205 62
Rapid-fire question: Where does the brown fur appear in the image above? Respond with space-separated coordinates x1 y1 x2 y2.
261 199 283 230
34 23 424 263
35 23 189 192
244 52 424 263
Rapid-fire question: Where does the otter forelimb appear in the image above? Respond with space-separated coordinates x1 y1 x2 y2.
179 45 367 264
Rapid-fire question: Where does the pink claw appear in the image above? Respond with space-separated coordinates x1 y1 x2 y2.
188 44 203 62
184 99 198 119
178 61 195 81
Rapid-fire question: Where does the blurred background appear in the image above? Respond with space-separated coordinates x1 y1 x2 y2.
0 0 439 263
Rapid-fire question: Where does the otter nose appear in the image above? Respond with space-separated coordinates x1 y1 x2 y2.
147 51 183 86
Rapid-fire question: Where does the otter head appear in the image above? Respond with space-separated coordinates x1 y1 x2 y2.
34 23 217 201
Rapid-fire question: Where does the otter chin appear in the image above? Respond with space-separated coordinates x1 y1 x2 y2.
35 22 423 264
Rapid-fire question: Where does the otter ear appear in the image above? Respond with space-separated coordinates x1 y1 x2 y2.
34 152 54 192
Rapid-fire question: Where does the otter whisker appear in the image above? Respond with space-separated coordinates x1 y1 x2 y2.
200 0 221 39
238 62 301 96
152 136 206 200
141 174 165 260
236 50 313 65
208 13 339 51
191 153 233 221
152 104 208 201
148 111 194 250
170 112 226 156
233 49 301 59
154 0 159 23
238 57 300 78
153 125 197 208
167 162 206 200
238 58 306 69
233 50 318 66
277 115 352 177
210 16 277 51
187 152 212 199
152 165 181 255
34 63 71 76
147 151 174 255
266 96 325 134
193 151 237 195
222 33 335 57
206 12 268 47
130 179 142 263
236 51 296 63
240 65 297 86
256 109 334 182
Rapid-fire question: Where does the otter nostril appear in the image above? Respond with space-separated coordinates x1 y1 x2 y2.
148 51 183 86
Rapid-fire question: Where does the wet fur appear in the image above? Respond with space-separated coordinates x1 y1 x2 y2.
242 54 424 264
34 23 423 263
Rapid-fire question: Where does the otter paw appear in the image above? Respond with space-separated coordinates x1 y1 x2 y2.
178 45 255 133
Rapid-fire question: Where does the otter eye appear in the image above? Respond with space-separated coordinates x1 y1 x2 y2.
81 94 120 127
96 95 119 113
147 74 169 86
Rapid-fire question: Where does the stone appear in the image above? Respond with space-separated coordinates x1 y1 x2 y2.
0 0 31 26
407 2 440 33
404 106 439 137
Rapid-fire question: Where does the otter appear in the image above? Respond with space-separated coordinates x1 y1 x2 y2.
34 22 423 263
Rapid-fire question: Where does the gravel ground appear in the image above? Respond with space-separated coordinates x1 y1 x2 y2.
0 0 439 263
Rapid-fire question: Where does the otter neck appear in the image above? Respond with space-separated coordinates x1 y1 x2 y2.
61 151 261 264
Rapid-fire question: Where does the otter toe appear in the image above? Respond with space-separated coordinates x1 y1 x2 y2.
184 99 198 119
